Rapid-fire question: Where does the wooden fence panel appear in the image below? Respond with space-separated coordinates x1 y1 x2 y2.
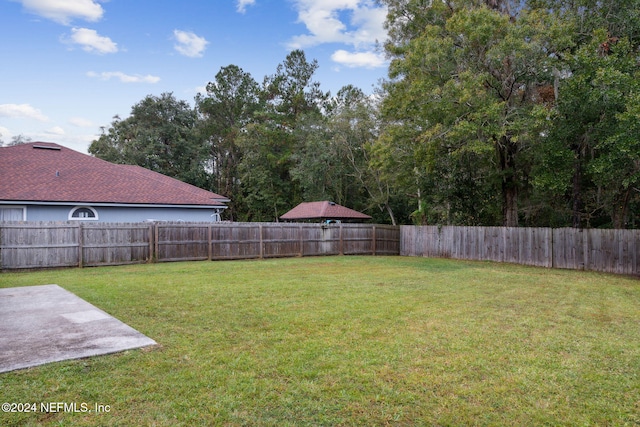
301 225 340 256
0 222 79 269
342 224 373 255
374 225 401 255
156 223 210 262
262 224 303 258
82 223 152 267
210 223 262 260
583 228 639 275
401 225 638 275
553 228 584 270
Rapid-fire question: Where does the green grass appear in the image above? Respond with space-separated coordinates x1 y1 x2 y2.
1 256 639 426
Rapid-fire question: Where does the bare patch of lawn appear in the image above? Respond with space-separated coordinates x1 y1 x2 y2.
1 256 639 426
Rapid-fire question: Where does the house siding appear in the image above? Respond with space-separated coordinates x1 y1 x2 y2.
13 204 222 222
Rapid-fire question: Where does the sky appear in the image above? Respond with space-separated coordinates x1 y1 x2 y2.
0 0 390 153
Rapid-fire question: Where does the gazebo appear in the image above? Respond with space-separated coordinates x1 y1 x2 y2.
280 201 372 223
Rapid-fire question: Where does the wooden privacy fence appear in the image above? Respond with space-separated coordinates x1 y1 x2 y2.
2 222 637 275
401 226 640 276
0 222 400 270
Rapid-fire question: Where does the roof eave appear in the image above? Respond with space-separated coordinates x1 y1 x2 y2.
0 200 228 209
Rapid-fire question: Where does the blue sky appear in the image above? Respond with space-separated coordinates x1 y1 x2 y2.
0 0 389 153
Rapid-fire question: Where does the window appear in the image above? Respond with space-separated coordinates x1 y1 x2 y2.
0 207 26 221
69 206 98 221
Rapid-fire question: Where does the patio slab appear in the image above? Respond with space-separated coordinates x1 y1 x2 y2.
0 284 156 373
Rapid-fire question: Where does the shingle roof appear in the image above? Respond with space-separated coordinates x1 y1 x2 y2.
0 142 228 207
280 201 371 221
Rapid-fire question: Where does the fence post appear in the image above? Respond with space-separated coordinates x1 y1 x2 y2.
77 222 84 268
550 227 554 269
147 224 154 263
259 224 264 259
339 224 344 255
372 225 377 256
299 224 304 257
208 225 213 261
154 223 160 262
582 229 589 271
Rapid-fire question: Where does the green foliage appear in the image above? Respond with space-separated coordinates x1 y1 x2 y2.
196 65 262 219
87 0 640 227
89 93 208 188
235 50 325 221
379 1 550 226
376 0 640 228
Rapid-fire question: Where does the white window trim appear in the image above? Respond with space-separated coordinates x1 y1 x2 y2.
69 206 99 221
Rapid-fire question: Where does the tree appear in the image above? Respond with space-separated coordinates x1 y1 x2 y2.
0 134 32 146
89 93 208 188
590 91 640 228
378 0 552 226
196 65 261 219
531 0 640 228
237 50 327 221
326 86 398 224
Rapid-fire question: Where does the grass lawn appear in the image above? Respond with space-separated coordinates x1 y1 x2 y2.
1 256 639 426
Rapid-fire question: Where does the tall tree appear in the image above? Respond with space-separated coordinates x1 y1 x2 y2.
378 0 551 226
196 65 261 219
237 50 327 221
290 85 398 223
89 93 208 187
1 135 33 146
327 86 398 224
531 0 640 228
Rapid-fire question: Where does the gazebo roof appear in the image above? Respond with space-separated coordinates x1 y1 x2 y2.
280 201 371 222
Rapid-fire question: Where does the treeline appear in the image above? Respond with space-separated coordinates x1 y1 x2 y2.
90 0 640 228
90 51 399 223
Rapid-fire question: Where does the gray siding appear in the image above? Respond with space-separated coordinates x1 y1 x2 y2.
17 204 221 222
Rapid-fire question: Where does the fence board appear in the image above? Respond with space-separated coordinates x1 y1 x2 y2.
156 223 210 262
401 225 638 275
81 223 152 267
0 222 79 269
6 222 635 275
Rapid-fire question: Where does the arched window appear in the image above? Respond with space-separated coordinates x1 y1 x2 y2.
69 206 98 221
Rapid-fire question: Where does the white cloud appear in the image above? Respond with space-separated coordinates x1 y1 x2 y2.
45 126 66 135
0 104 50 121
15 0 104 25
331 49 386 68
287 0 387 49
236 0 256 13
67 27 118 54
69 117 93 127
87 71 161 84
173 30 208 58
287 1 388 69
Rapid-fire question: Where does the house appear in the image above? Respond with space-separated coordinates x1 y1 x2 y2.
0 142 229 222
280 201 372 223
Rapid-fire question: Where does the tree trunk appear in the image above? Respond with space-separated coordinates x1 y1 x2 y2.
498 135 518 227
385 203 397 226
571 153 582 228
503 186 518 227
612 188 631 229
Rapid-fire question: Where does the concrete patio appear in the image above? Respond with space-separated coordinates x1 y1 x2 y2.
0 284 156 373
